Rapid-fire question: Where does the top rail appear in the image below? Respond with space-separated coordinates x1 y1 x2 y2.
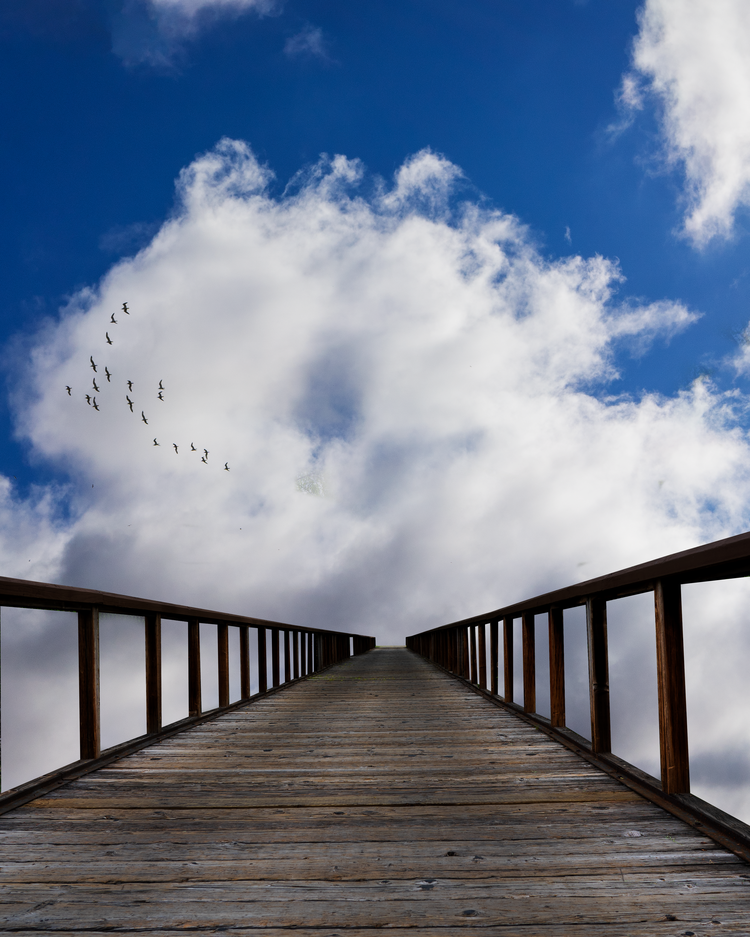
424 528 750 630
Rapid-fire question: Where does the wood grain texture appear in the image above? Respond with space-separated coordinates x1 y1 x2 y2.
1 648 747 934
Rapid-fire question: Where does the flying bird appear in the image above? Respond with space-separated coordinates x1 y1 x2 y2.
122 302 129 314
126 396 134 412
203 449 209 459
104 367 111 382
141 411 148 424
110 313 117 324
65 386 72 396
85 394 92 405
158 380 164 390
157 391 164 401
173 444 178 454
201 456 207 464
105 332 113 345
92 398 100 411
92 379 99 392
224 463 229 471
127 380 133 392
153 438 159 446
90 356 97 372
190 443 196 451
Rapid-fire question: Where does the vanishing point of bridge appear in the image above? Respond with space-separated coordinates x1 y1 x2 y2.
2 534 750 933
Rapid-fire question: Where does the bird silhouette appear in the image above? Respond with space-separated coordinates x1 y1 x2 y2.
173 444 178 453
141 412 148 424
122 302 129 314
158 380 164 390
201 456 207 464
157 391 164 401
104 367 111 382
85 394 91 405
204 449 209 459
127 380 133 392
92 398 100 411
90 357 97 372
65 386 72 396
105 332 113 345
110 313 117 324
190 443 196 451
153 438 159 446
126 396 134 412
92 379 99 392
224 463 229 471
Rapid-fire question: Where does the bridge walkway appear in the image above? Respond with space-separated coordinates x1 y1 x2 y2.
0 648 748 935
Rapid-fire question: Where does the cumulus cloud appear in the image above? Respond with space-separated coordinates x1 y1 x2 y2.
624 0 750 246
4 139 750 819
111 0 276 67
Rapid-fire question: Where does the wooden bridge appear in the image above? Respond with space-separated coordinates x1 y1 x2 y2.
2 534 750 933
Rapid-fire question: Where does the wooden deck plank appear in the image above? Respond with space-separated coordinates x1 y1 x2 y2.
1 647 748 933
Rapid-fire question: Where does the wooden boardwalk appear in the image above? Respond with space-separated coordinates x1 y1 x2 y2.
1 648 748 935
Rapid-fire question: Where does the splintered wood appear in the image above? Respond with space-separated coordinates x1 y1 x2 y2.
1 649 748 934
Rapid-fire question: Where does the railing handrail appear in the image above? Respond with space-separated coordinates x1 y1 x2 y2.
410 528 750 634
0 574 359 635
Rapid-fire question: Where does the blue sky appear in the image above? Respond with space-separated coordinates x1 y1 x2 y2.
4 0 750 484
3 0 750 817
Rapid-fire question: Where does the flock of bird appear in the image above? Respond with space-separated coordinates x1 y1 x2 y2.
66 302 230 472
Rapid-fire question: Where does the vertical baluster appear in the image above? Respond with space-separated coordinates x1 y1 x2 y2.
257 628 268 693
522 612 536 713
188 618 202 717
548 607 565 727
461 627 470 678
469 625 477 683
490 620 499 695
654 579 690 794
78 608 100 760
503 616 514 702
145 612 162 734
309 632 315 672
240 626 250 700
478 623 487 689
283 630 290 683
293 631 300 679
272 629 280 687
217 623 229 708
586 596 611 753
301 630 307 675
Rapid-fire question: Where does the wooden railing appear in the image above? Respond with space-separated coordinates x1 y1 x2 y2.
406 530 750 860
0 576 375 812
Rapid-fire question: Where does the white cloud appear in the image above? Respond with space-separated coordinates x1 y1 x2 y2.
625 0 750 246
284 25 330 62
5 139 750 818
111 0 276 67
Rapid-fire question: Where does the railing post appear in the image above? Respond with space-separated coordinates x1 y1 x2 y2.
478 623 487 689
490 620 499 695
308 632 314 673
654 579 690 794
217 623 229 708
240 626 250 700
258 628 267 692
145 612 162 734
461 627 470 678
586 596 611 753
522 612 536 713
272 629 280 686
548 607 565 728
188 618 202 717
469 625 477 683
301 630 307 675
293 631 300 679
78 608 100 760
503 616 513 702
283 630 291 683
